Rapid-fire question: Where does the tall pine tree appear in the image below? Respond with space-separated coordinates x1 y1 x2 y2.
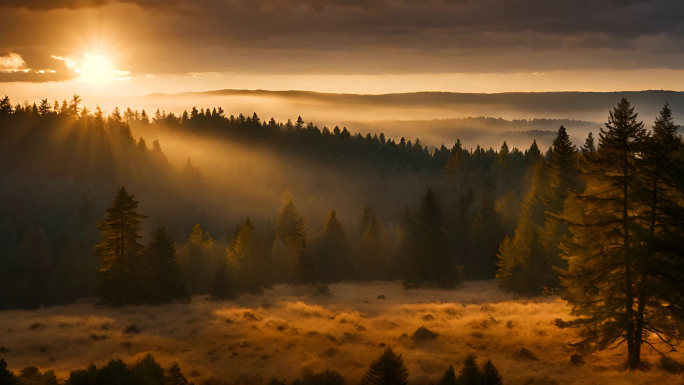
557 98 652 369
95 187 146 305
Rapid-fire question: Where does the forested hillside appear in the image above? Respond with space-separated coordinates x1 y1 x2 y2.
0 94 545 307
0 94 683 376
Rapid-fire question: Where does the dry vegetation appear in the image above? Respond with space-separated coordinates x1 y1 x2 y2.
1 281 682 385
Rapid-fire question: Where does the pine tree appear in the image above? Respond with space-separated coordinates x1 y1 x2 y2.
406 189 457 287
469 196 505 280
38 99 51 116
581 132 596 153
630 104 684 357
178 224 216 294
480 360 502 385
95 187 146 305
0 96 12 116
525 140 543 164
497 126 580 295
313 210 351 282
357 206 386 280
457 355 481 385
165 362 190 385
141 226 188 303
557 98 649 369
277 191 307 252
549 126 580 200
274 190 308 282
132 354 165 385
437 366 457 385
228 218 271 292
361 348 409 385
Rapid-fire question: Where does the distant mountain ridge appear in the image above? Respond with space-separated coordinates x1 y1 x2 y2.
190 88 682 111
137 89 682 148
147 88 684 122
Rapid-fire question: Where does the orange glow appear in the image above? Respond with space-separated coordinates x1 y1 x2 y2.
76 54 114 84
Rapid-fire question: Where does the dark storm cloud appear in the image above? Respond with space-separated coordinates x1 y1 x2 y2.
1 0 683 77
113 0 684 39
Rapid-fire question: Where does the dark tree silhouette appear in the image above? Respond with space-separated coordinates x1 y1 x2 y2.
141 226 188 303
95 187 147 305
132 354 165 385
437 366 457 385
405 189 457 288
313 210 352 282
557 98 650 369
361 348 409 385
165 362 191 385
0 359 15 385
481 360 503 385
457 355 481 385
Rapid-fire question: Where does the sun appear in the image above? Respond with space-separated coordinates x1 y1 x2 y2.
75 54 115 85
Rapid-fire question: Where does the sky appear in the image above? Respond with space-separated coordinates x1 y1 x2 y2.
1 0 684 100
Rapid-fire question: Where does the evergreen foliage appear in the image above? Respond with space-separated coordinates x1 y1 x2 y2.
497 125 580 295
581 132 595 153
95 187 147 305
141 226 188 303
361 348 409 385
132 354 166 385
457 355 481 385
437 366 457 385
404 189 459 288
481 360 503 385
557 98 684 369
313 210 352 282
178 224 217 295
165 362 190 385
228 218 273 292
356 206 387 280
274 191 309 282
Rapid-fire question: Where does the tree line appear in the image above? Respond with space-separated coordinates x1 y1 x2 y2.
0 94 533 308
0 95 682 368
0 349 503 385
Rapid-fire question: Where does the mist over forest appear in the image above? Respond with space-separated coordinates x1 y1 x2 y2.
0 93 683 385
69 90 684 149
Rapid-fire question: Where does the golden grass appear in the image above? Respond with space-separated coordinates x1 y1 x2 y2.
0 281 682 385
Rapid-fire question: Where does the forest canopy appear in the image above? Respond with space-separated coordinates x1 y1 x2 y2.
0 95 682 369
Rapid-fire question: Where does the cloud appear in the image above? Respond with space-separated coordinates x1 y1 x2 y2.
0 0 106 10
0 70 75 82
0 52 76 82
0 0 683 79
0 53 26 72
